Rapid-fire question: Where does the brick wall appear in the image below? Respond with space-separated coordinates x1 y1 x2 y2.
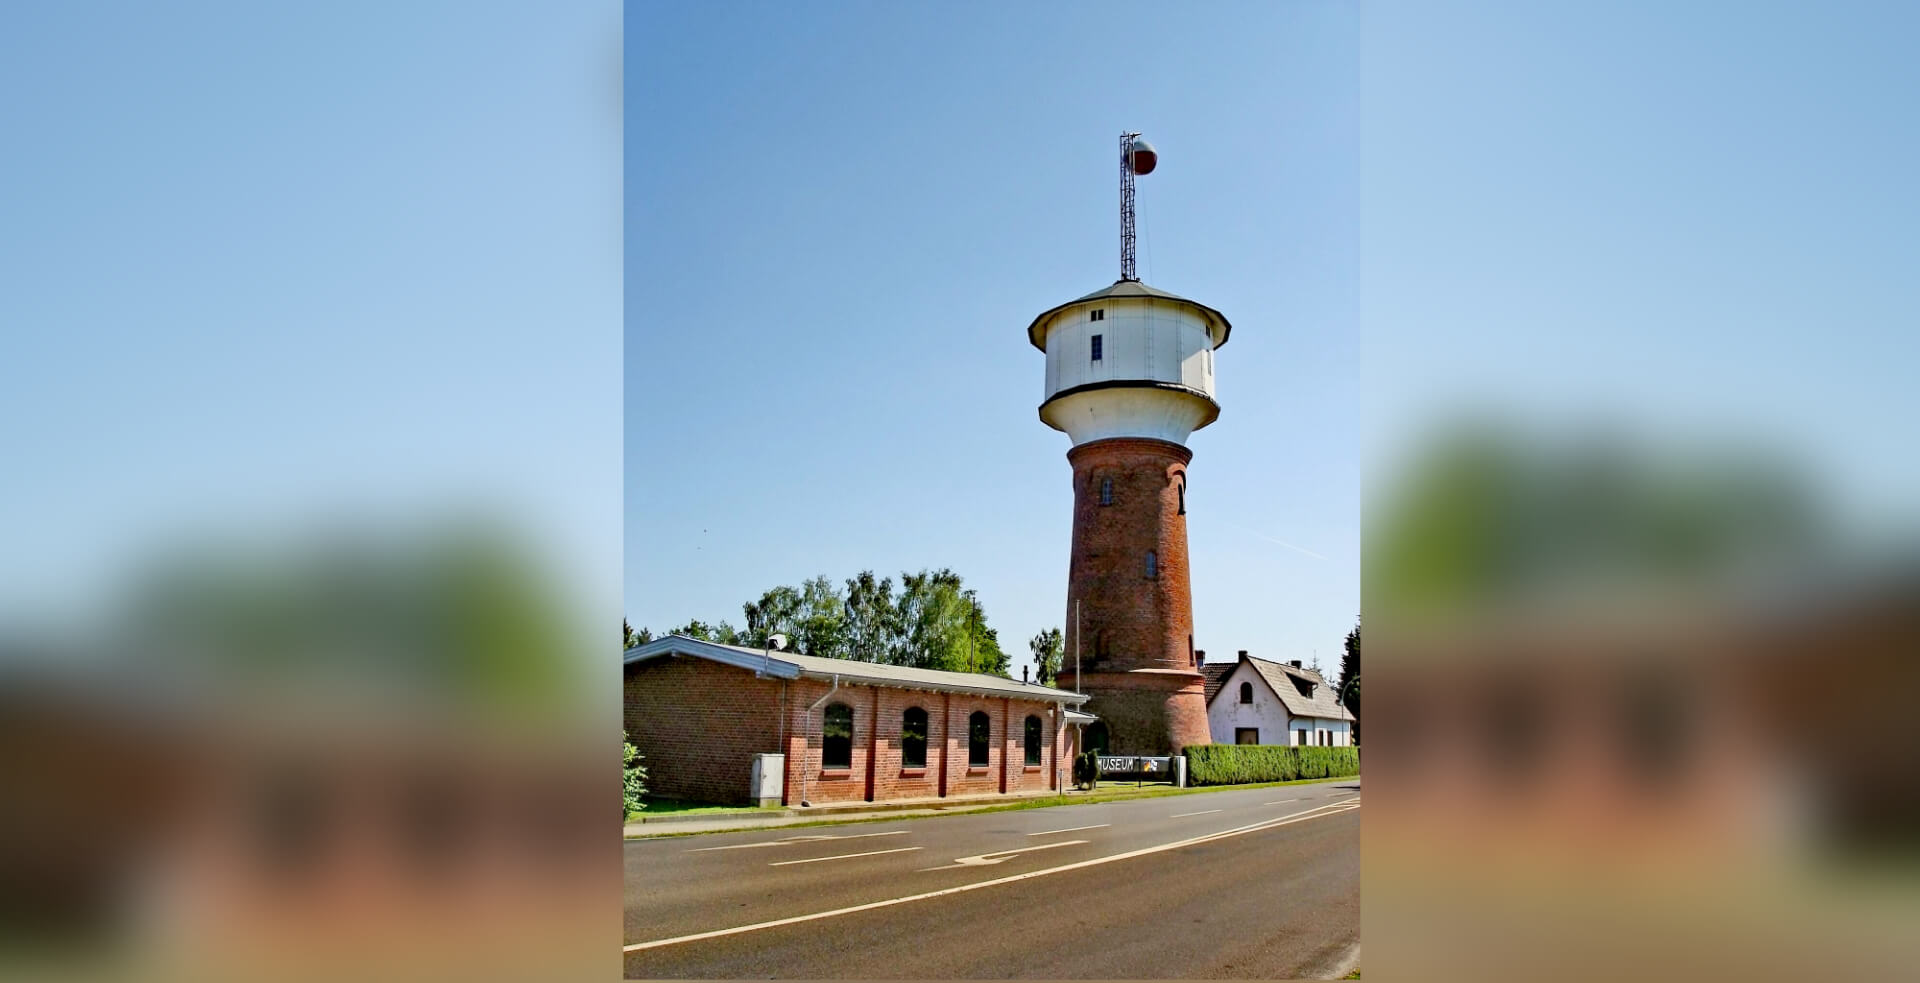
781 679 1062 805
623 656 784 805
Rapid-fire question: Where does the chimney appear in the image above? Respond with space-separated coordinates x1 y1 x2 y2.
1290 660 1302 669
1022 665 1030 684
1237 650 1249 659
1194 649 1205 663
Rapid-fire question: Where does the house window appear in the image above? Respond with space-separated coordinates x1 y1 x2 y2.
901 706 928 769
1235 728 1260 745
1099 477 1112 506
1091 334 1103 361
1238 681 1253 704
1296 728 1309 746
968 711 991 767
823 702 854 769
1024 715 1042 766
1145 549 1157 579
1090 309 1105 321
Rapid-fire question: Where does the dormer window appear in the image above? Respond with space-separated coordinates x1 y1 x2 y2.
1089 309 1105 321
1091 334 1103 361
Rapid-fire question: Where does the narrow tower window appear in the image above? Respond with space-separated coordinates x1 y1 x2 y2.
1146 549 1158 579
1176 472 1187 515
1090 334 1103 361
1099 477 1112 506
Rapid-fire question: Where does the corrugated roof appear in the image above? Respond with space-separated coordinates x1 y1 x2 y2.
1024 279 1233 351
624 634 1087 704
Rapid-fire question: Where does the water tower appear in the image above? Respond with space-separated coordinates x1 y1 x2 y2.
1028 133 1229 755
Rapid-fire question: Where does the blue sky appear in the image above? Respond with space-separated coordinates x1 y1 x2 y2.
626 3 1360 675
2 3 621 630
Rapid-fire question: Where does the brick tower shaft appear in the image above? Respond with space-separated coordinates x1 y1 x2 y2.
1059 437 1211 755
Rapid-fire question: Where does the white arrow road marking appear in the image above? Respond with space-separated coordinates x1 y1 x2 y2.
1027 823 1109 837
624 799 1360 953
688 830 908 852
768 847 922 867
1169 809 1221 818
918 839 1090 871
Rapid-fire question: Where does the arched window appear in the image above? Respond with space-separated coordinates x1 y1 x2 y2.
1024 715 1043 766
823 702 854 769
1176 472 1187 515
968 711 991 767
1146 549 1158 578
1239 681 1254 704
901 706 928 769
1099 477 1113 506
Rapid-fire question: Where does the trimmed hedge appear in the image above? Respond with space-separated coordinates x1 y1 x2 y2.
1185 745 1359 786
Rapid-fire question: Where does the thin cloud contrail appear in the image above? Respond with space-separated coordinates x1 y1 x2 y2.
1217 519 1328 560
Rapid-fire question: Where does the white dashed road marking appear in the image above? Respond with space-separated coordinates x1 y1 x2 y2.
768 847 923 867
689 830 908 852
1169 809 1221 818
1027 823 1109 837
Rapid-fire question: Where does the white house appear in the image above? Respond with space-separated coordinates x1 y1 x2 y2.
1202 651 1354 747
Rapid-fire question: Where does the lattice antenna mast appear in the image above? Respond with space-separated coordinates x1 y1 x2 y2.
1120 131 1140 282
1117 132 1156 282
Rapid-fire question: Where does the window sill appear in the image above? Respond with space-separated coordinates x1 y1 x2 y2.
819 769 852 779
965 767 990 775
899 768 927 778
1022 765 1042 773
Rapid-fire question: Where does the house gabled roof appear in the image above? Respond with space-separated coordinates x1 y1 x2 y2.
624 634 1087 704
1200 662 1235 704
1204 653 1354 722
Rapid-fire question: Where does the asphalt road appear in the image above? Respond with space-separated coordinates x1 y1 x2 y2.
624 779 1360 979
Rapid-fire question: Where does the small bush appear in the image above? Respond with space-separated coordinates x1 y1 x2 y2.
1072 751 1102 791
1184 745 1359 786
623 732 647 817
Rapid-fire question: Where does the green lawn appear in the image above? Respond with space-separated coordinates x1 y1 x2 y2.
627 797 769 820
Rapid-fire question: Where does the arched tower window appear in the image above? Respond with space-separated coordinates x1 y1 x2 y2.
823 702 854 769
1145 549 1158 579
1239 681 1254 704
1099 477 1113 506
1176 472 1187 515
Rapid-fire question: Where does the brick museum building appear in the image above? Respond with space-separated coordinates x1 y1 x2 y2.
624 635 1090 807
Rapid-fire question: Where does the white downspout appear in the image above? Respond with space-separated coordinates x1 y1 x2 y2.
799 674 840 808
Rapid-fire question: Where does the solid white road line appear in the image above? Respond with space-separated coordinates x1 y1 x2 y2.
623 799 1359 953
768 847 923 867
1168 809 1222 818
1264 798 1298 805
1027 823 1109 837
688 830 908 852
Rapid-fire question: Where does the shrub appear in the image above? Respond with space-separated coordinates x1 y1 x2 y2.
623 732 647 817
1184 745 1359 786
1072 750 1102 791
